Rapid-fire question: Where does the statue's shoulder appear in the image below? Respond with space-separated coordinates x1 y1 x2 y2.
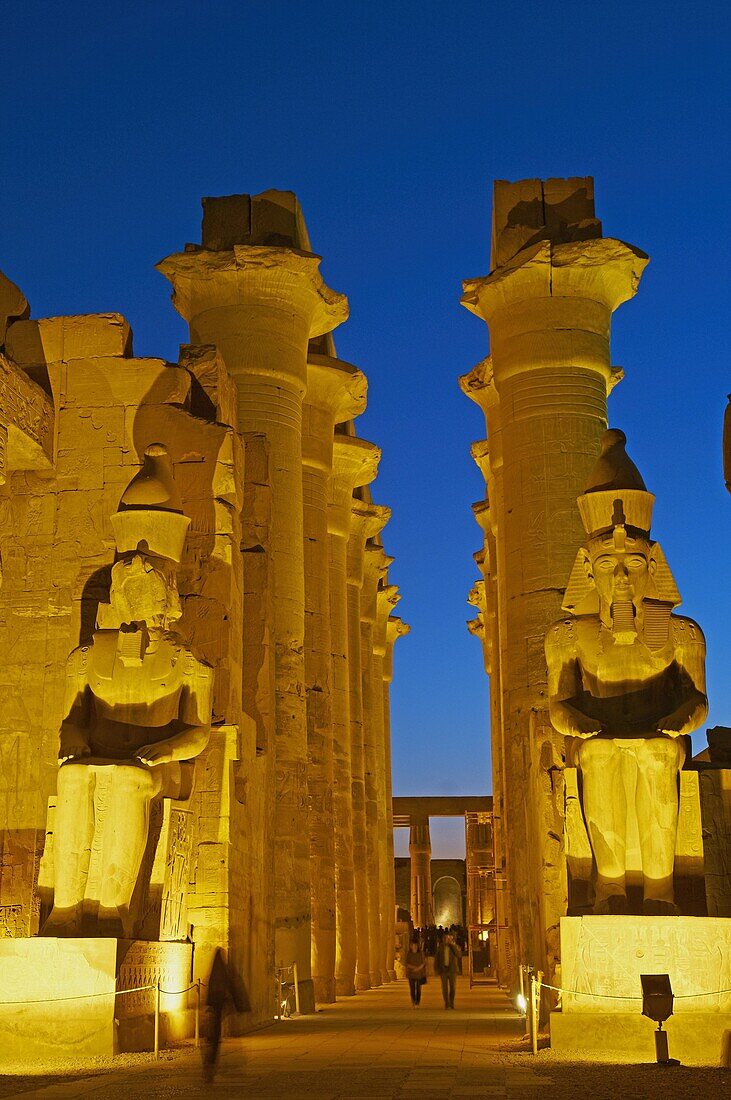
66 642 92 675
545 616 579 653
178 644 214 684
670 615 706 647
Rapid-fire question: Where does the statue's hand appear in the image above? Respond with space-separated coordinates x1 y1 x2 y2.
59 735 90 764
135 741 173 766
570 714 604 739
656 711 688 736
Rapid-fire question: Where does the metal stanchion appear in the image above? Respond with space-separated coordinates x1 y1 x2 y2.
530 972 542 1056
293 962 300 1015
195 979 201 1048
154 980 160 1058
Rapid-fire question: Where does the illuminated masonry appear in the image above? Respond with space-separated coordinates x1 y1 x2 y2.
0 191 405 1057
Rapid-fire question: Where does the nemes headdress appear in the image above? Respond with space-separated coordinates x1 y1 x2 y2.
562 429 681 624
111 444 190 564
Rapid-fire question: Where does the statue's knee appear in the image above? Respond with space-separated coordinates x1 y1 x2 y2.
58 763 91 795
578 738 616 770
112 766 156 797
636 738 683 773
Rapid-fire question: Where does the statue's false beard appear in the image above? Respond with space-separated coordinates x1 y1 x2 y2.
611 598 637 645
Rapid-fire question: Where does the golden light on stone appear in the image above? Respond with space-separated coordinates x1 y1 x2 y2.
0 190 404 1062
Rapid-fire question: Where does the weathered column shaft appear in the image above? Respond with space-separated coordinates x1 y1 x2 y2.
302 358 367 1004
373 582 399 984
159 203 348 1013
461 176 647 982
327 433 379 997
466 818 494 926
360 545 391 986
384 615 409 981
347 500 390 990
409 819 433 927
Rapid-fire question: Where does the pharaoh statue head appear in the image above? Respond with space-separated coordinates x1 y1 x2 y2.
99 443 190 632
562 428 681 646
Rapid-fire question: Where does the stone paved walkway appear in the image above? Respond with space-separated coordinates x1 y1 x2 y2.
0 978 727 1098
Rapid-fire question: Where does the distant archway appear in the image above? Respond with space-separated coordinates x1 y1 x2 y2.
432 875 462 927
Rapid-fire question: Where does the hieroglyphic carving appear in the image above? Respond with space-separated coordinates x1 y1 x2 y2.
160 806 193 941
0 352 54 466
561 915 731 1013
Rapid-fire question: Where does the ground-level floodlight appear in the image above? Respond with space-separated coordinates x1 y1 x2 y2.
641 974 680 1066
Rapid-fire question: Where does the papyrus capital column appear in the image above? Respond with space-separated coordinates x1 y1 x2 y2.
158 196 348 1013
409 817 433 928
302 355 367 1004
460 177 648 983
328 435 380 996
360 543 393 986
347 499 390 989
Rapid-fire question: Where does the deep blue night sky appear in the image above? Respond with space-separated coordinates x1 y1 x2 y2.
2 2 729 854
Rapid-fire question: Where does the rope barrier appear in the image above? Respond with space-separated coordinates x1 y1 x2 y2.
541 981 731 1001
0 981 210 1007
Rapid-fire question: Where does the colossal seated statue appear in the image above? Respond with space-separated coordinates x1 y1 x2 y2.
546 429 707 915
42 444 213 938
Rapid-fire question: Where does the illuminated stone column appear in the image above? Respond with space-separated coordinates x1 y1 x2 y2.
347 499 390 990
327 433 380 996
373 581 400 983
409 817 433 928
360 543 393 986
460 177 647 981
465 815 494 926
383 614 409 980
158 192 348 1013
302 354 367 1004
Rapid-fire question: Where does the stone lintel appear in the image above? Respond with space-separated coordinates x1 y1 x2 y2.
394 795 493 822
6 313 132 368
157 245 348 340
0 351 54 472
491 176 602 269
201 189 313 253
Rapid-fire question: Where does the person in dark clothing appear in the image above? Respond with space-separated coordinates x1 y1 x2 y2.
433 931 460 1008
404 936 427 1007
204 948 247 1083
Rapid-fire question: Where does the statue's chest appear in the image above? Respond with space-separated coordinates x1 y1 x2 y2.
577 629 670 689
88 636 185 708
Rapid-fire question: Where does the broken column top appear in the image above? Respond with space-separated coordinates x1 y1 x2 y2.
199 189 313 252
491 176 603 269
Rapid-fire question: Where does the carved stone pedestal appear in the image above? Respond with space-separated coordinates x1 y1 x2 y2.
0 938 117 1061
550 916 731 1066
0 938 195 1064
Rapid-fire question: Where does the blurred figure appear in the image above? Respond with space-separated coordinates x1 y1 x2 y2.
434 931 460 1009
203 948 247 1083
404 935 427 1007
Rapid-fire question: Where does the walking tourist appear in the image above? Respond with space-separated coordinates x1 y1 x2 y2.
404 935 427 1007
434 930 460 1009
203 948 248 1083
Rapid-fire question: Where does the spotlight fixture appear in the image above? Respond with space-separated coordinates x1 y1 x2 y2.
640 974 680 1066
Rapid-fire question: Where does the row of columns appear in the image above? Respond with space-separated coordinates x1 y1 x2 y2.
158 190 408 1008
